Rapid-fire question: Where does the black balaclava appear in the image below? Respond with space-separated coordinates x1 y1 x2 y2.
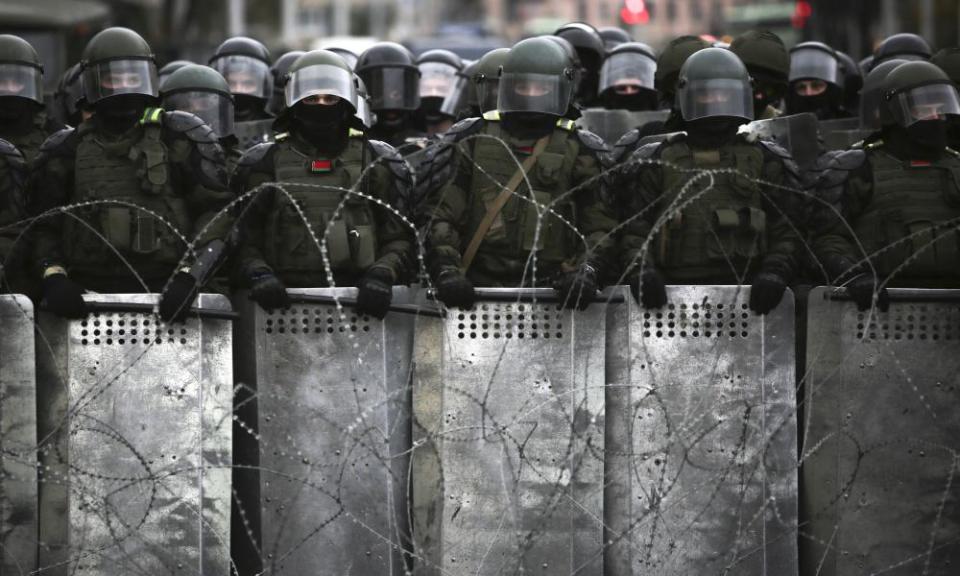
685 117 743 148
95 94 153 134
293 101 352 155
786 85 842 120
0 98 38 131
235 94 266 122
905 120 948 157
501 112 556 140
602 90 658 112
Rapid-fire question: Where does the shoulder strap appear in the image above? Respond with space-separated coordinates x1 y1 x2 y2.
461 134 549 271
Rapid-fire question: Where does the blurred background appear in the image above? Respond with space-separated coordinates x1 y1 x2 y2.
2 0 959 94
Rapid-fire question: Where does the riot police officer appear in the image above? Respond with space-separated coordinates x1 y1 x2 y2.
418 36 617 310
598 26 632 51
0 138 27 290
729 29 790 120
598 42 658 111
873 33 932 67
857 58 907 136
931 47 960 149
158 59 192 87
52 62 86 128
416 49 463 135
232 50 414 318
786 41 846 119
439 59 481 121
609 48 803 314
161 64 241 169
355 42 423 148
209 36 274 148
474 48 509 114
266 50 305 117
0 34 62 163
30 27 232 321
811 61 960 309
554 22 606 107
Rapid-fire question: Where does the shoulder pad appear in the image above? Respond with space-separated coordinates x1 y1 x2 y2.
809 149 867 203
0 138 24 165
38 127 78 158
237 141 276 170
444 117 484 143
367 138 413 185
574 128 609 158
633 140 667 162
747 133 792 160
813 148 868 174
163 110 218 143
0 138 26 184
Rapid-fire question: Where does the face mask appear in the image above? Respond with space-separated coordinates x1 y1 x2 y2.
0 97 36 123
602 91 658 112
234 94 265 120
685 117 742 147
786 91 839 119
378 110 407 130
501 112 556 139
95 94 151 133
294 102 351 152
905 119 947 154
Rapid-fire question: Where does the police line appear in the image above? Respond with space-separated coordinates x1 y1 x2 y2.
0 286 956 575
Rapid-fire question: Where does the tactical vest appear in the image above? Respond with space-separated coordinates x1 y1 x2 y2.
853 146 960 281
265 130 378 278
69 108 190 275
655 138 768 275
465 112 581 277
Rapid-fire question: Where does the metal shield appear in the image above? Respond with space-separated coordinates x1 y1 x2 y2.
577 109 670 144
35 294 233 574
234 287 414 575
801 287 960 575
235 119 276 151
411 288 607 576
0 295 37 573
744 112 820 171
604 285 798 575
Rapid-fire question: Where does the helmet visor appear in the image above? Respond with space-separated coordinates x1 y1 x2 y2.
478 77 499 112
599 52 656 94
439 73 469 116
164 90 235 138
361 66 420 111
679 78 754 121
418 62 458 98
83 59 159 104
498 72 572 116
0 63 43 104
285 64 357 110
210 55 272 99
889 83 960 126
356 95 374 128
789 48 842 86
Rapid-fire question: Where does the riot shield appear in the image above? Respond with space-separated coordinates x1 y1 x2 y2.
743 112 820 171
235 118 276 151
605 285 798 575
35 294 233 574
577 109 669 144
0 295 37 572
233 288 415 575
820 129 869 151
411 288 608 576
801 287 960 576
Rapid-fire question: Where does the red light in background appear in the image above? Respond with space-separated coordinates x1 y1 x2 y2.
792 1 813 29
621 0 649 25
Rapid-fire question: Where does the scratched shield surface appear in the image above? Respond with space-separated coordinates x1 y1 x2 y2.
801 287 960 576
605 286 798 576
35 294 233 574
237 287 413 574
0 295 38 573
412 288 607 576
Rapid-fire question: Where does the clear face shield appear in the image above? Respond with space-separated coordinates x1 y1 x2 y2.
418 61 459 99
163 90 235 138
888 83 960 127
83 58 160 104
210 55 272 99
599 52 656 95
497 72 572 116
439 72 470 117
0 62 43 104
285 64 358 111
789 48 842 87
360 66 420 111
678 77 754 121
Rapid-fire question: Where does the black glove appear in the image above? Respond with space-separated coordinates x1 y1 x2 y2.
846 273 890 312
158 271 199 323
749 271 787 315
554 263 599 310
435 269 475 309
248 271 291 312
42 273 87 318
629 267 668 309
356 267 394 319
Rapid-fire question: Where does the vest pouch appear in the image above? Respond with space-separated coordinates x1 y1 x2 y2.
534 152 566 189
348 224 376 269
706 206 764 262
101 207 132 251
131 212 160 255
324 217 352 270
905 220 957 275
521 191 550 252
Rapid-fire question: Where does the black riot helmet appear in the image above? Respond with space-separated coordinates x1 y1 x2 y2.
836 51 863 115
355 42 421 113
53 62 85 125
859 58 907 130
676 47 753 123
417 49 463 123
208 37 272 102
354 75 374 128
475 47 509 114
498 36 575 118
80 27 159 106
598 26 632 51
874 33 932 67
655 35 711 108
931 48 960 86
786 42 844 118
883 61 960 128
599 42 658 111
161 64 235 139
0 34 45 107
554 22 605 104
267 50 305 116
440 59 480 120
325 47 358 70
158 60 192 88
729 29 788 116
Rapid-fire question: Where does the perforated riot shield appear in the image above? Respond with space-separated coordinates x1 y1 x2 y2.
605 286 798 575
235 118 276 150
411 288 607 576
744 112 820 171
0 295 37 572
577 109 669 144
35 294 233 574
802 287 960 576
234 288 415 574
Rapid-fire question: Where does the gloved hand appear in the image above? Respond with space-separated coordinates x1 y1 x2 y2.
629 267 668 309
554 263 599 310
846 273 889 312
42 273 87 318
248 270 291 312
435 269 475 309
749 271 787 315
356 267 394 319
158 271 199 323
